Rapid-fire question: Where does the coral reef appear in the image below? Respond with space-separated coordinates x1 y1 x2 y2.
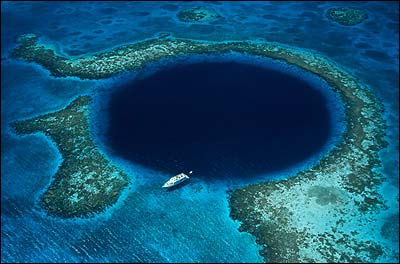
11 33 393 261
326 7 368 26
176 6 220 23
13 96 129 218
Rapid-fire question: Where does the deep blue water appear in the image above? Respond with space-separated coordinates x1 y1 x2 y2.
1 1 398 263
107 62 330 179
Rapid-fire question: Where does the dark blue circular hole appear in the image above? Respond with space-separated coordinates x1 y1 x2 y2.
106 61 331 180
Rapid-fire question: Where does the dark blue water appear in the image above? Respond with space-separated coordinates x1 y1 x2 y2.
107 62 330 179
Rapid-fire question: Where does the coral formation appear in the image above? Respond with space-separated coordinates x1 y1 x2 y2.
13 96 129 218
176 6 220 23
326 7 368 26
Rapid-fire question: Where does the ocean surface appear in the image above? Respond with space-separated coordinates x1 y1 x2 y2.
1 1 398 262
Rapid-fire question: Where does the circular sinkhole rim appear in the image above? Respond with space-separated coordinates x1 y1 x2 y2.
89 52 347 185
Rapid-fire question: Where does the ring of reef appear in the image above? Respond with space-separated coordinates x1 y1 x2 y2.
11 33 391 262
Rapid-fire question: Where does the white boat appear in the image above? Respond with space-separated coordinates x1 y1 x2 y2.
162 171 192 188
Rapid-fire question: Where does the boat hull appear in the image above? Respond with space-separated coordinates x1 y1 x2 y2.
162 174 190 188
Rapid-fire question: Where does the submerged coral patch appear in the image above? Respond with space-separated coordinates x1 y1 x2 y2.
326 7 368 26
177 6 221 23
13 96 129 218
307 185 347 205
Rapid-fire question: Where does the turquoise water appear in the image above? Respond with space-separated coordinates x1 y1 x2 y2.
1 1 398 262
